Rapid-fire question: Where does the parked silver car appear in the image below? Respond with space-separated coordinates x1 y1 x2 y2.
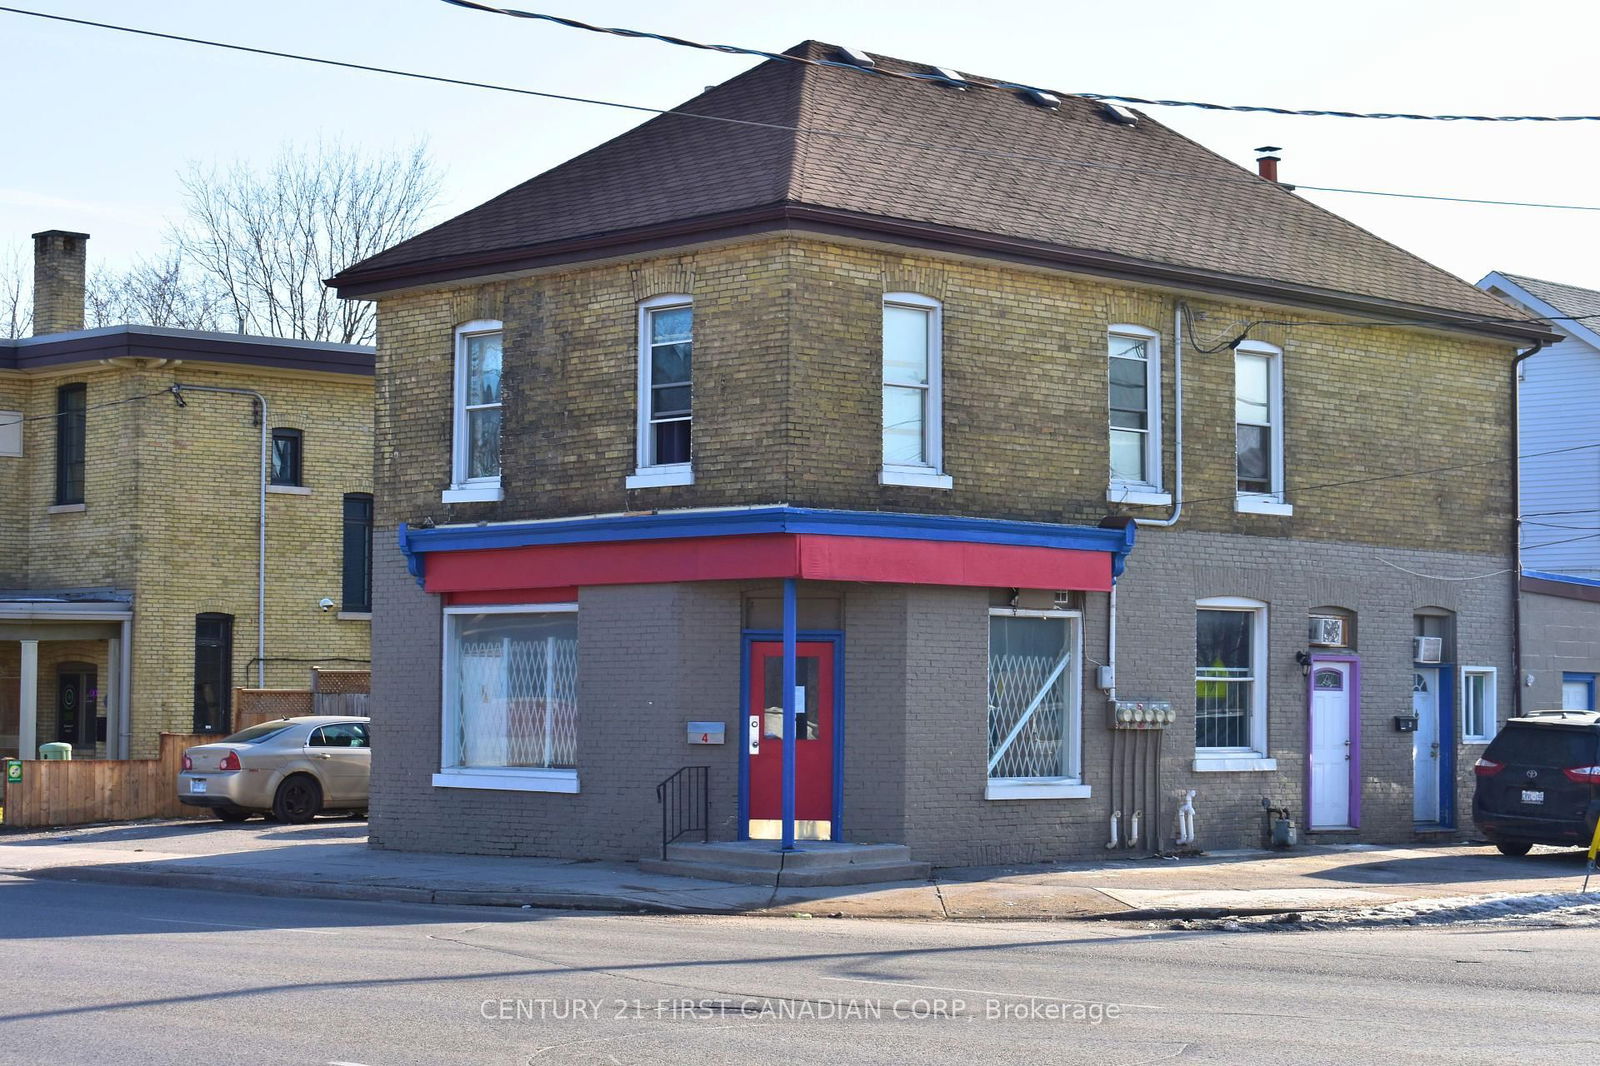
178 716 371 823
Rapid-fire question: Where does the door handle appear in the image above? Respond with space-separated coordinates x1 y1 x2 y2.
313 753 332 759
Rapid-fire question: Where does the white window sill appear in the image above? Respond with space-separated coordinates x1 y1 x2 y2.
443 483 503 504
432 769 578 794
46 503 86 514
1235 495 1293 516
1462 737 1493 746
1193 756 1278 773
985 779 1092 800
625 464 693 489
267 484 312 496
880 467 953 489
336 611 372 621
1107 486 1172 507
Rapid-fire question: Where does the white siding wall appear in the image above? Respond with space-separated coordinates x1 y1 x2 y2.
1520 324 1600 576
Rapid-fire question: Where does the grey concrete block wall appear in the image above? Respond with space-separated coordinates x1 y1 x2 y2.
1520 590 1600 710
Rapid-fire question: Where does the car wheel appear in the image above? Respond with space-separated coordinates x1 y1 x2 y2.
1496 841 1533 857
272 775 323 824
214 806 251 823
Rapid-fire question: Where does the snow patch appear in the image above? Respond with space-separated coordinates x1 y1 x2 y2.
1171 891 1600 932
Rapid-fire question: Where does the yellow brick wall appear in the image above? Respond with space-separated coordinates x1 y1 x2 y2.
372 235 1514 555
0 359 372 758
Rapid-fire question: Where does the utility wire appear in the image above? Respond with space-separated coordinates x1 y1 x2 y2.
441 0 1600 124
0 387 175 429
5 5 1600 216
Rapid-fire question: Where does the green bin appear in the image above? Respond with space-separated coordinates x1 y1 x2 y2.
39 742 72 761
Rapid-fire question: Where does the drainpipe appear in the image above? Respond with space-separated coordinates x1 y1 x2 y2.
1510 340 1548 719
171 384 269 688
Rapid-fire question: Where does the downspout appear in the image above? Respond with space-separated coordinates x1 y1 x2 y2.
171 384 269 688
1510 340 1548 720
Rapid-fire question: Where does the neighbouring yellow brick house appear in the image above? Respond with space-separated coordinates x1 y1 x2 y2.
0 230 373 760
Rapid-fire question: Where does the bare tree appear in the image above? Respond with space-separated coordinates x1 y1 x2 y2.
173 141 439 345
0 242 31 339
86 254 226 332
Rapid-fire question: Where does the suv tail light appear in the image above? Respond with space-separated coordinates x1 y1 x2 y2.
1474 758 1505 777
181 753 193 771
218 750 242 772
1562 765 1600 784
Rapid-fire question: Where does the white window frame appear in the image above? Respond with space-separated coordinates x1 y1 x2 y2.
1234 340 1292 516
1460 665 1498 744
985 607 1090 800
879 292 952 490
445 319 505 504
1106 324 1168 506
1194 596 1276 771
434 602 579 794
627 294 694 489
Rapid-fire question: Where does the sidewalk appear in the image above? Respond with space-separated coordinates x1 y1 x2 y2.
2 818 1595 920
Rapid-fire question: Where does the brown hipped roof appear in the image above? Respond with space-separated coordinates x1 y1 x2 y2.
330 42 1544 339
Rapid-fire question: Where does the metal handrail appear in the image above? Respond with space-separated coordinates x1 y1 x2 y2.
656 766 710 859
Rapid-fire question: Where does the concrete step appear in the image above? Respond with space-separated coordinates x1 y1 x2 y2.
663 841 916 871
638 856 932 888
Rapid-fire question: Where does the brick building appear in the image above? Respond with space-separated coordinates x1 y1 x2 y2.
1 230 374 760
330 44 1551 868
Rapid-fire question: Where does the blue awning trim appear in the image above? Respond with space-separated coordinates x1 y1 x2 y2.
397 505 1136 588
1522 568 1600 589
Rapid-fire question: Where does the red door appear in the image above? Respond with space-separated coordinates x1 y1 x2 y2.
747 641 834 840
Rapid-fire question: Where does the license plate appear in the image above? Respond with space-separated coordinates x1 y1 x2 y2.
1521 789 1544 805
190 779 208 794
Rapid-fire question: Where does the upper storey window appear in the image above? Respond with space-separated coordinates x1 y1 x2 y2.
55 383 86 506
1234 340 1291 516
880 293 951 489
446 320 503 504
1107 325 1165 505
628 295 694 489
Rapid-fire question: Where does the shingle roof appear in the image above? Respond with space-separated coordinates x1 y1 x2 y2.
1495 273 1600 321
331 41 1532 330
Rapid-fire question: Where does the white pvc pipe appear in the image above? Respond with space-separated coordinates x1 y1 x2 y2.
1129 809 1141 849
1106 810 1121 850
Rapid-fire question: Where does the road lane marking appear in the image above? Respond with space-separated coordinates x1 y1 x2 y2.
132 916 340 935
820 976 1163 1010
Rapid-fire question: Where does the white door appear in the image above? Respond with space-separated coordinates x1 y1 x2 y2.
1412 669 1441 823
1309 664 1353 828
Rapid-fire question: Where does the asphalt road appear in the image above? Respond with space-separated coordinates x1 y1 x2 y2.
2 874 1597 1066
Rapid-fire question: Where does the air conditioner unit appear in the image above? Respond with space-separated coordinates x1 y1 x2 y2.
1414 636 1443 664
1308 615 1346 647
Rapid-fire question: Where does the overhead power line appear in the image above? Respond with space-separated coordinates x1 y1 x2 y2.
5 5 1600 216
440 0 1600 125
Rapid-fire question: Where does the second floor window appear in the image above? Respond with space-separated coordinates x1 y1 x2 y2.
1234 341 1288 512
1108 326 1161 491
452 320 503 490
55 382 86 505
637 296 693 474
880 293 948 488
270 428 303 487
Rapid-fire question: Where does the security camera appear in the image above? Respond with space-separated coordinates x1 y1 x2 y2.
318 597 335 612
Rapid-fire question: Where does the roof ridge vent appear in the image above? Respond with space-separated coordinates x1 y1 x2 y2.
835 46 876 69
1101 102 1139 126
931 66 968 89
1021 88 1061 110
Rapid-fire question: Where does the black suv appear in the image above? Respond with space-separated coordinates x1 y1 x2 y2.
1473 710 1600 856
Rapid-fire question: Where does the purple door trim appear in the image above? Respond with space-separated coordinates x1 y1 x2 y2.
1307 653 1361 829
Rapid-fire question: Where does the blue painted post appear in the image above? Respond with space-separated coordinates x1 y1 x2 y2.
781 577 798 851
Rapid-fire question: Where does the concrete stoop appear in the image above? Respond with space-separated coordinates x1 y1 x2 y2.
639 841 932 887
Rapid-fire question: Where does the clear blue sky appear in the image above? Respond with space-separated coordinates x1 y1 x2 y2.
3 0 1599 292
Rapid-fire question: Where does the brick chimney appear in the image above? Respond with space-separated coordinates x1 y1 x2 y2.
32 229 90 335
1254 147 1282 184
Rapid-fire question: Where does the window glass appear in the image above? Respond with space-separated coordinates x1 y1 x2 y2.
1197 609 1254 748
310 723 369 748
644 304 692 466
458 328 502 482
1235 352 1273 495
883 305 930 385
882 386 927 465
1563 677 1594 711
761 655 820 740
450 611 577 770
1462 669 1496 741
882 301 937 469
55 383 86 505
1485 726 1598 767
342 494 373 612
464 333 502 406
1109 336 1150 483
222 722 292 745
988 614 1074 780
271 429 302 487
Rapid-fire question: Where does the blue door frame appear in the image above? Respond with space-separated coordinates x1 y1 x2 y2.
738 629 845 843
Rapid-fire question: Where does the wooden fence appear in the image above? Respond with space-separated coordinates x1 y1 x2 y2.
0 733 209 829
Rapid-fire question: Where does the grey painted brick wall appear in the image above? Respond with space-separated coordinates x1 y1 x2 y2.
371 522 1512 866
1519 591 1600 710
